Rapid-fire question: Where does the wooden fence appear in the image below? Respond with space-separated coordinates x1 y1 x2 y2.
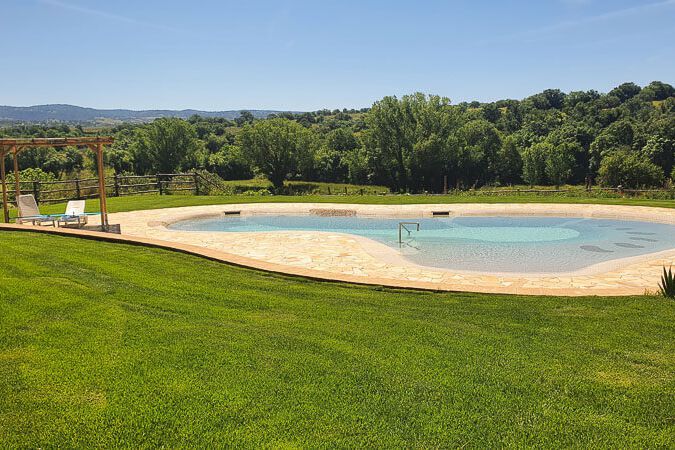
2 173 673 207
3 173 202 205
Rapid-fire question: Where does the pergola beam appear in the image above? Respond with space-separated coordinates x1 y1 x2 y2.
0 137 114 230
0 137 114 149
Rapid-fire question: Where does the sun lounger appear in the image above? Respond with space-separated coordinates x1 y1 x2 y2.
57 200 89 228
16 194 56 227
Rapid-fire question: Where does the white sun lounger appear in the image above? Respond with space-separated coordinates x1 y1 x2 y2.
16 194 56 227
57 200 89 228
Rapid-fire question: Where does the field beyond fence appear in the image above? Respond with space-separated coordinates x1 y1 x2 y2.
1 172 674 209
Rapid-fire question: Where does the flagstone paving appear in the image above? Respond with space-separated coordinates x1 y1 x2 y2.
94 203 675 296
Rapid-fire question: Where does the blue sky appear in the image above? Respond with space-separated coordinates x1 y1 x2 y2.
2 0 674 110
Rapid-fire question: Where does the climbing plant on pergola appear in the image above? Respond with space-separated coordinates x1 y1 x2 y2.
0 137 114 229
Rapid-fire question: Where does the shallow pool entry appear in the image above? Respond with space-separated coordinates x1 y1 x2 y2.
169 215 675 273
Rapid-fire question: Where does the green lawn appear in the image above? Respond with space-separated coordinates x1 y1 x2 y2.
0 232 673 447
4 192 674 219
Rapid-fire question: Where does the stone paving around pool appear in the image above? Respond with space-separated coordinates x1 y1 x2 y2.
98 203 675 296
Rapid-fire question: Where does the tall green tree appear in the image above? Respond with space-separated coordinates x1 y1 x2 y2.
238 118 314 190
132 118 204 174
312 128 358 183
545 145 575 186
364 93 459 192
458 120 502 184
495 135 523 184
522 143 550 185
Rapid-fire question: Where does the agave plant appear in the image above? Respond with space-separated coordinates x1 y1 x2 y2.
659 266 675 298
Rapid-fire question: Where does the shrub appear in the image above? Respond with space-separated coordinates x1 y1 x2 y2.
241 189 272 196
14 168 56 183
598 149 664 188
659 266 675 299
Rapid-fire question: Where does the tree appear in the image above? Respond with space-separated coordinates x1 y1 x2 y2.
312 128 359 183
235 110 255 126
206 145 253 180
641 136 674 178
588 119 636 174
457 120 502 186
495 135 523 184
132 118 204 174
363 96 414 191
107 131 135 174
545 145 575 186
521 143 550 185
638 81 675 101
238 118 314 190
609 82 641 102
363 93 460 192
526 89 565 110
343 146 370 185
598 149 664 188
482 103 501 123
325 128 359 152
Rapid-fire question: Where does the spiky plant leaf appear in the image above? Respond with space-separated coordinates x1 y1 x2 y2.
659 266 675 298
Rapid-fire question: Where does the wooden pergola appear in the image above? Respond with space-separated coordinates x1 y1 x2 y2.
0 137 114 229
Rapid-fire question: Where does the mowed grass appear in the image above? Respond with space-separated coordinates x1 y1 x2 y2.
7 192 674 219
0 232 674 447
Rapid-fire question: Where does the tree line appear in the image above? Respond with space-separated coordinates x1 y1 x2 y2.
2 81 673 192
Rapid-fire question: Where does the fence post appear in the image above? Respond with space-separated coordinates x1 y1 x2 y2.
33 181 40 204
193 172 200 195
75 179 81 199
114 174 120 197
157 174 163 195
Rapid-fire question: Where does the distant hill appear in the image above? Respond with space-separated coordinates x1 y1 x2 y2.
0 104 298 124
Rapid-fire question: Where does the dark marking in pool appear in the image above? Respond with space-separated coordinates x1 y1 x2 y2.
614 243 644 249
630 237 658 242
580 245 614 253
627 231 656 235
615 227 633 230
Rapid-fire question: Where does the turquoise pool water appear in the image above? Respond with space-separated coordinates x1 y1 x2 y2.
169 215 675 273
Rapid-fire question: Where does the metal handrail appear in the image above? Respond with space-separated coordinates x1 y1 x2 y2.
398 221 420 244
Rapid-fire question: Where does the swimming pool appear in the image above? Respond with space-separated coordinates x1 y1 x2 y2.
168 215 675 273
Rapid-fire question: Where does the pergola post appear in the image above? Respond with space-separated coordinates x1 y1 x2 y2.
95 143 109 230
12 146 20 201
0 149 8 223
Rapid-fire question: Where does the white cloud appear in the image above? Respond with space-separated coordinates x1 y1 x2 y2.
40 0 183 34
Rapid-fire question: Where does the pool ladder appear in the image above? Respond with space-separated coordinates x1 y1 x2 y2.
398 222 420 245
